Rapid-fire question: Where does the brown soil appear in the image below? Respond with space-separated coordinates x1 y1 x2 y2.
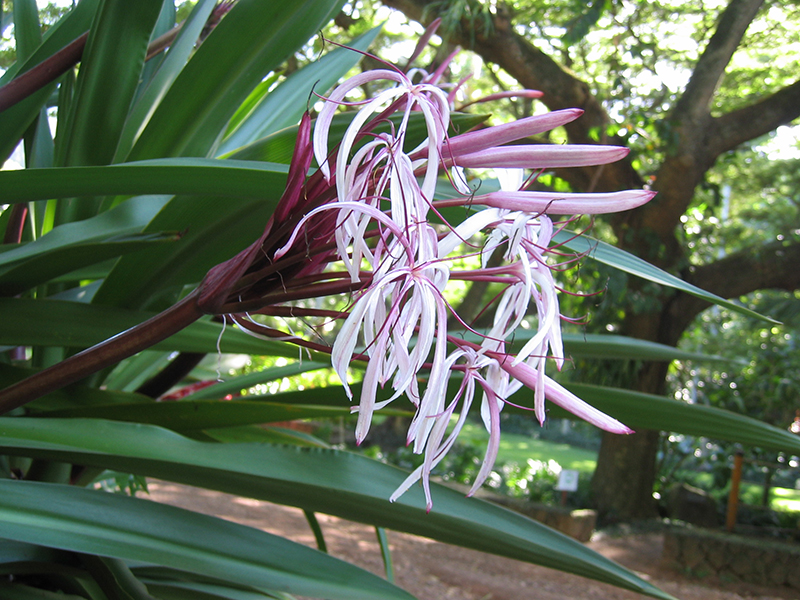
146 481 797 600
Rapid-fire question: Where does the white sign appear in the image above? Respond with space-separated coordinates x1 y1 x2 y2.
555 469 579 492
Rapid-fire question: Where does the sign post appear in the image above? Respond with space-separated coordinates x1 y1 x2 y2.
555 469 579 507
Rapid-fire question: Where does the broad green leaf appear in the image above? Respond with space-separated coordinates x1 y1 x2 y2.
88 166 289 311
102 351 174 392
0 0 101 162
375 527 394 584
0 479 415 600
26 106 55 171
78 554 158 600
0 364 151 413
13 0 41 63
463 330 732 363
227 111 489 166
219 26 382 155
57 0 162 169
0 539 78 568
127 0 345 160
0 580 87 600
560 333 732 362
257 377 800 456
41 400 358 431
140 579 289 600
557 383 800 454
202 425 330 447
0 159 289 204
182 362 330 400
135 567 294 600
553 230 777 324
114 0 219 161
0 233 176 296
0 418 673 600
222 75 282 141
0 298 301 357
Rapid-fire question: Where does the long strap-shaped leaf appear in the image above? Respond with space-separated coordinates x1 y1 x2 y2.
262 378 800 456
0 418 674 600
127 0 345 160
553 230 775 323
0 298 300 357
559 382 800 454
0 479 414 600
0 159 288 204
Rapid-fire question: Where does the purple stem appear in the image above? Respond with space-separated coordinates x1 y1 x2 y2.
0 292 204 414
0 32 88 114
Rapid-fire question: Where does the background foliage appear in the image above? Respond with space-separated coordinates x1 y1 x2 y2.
1 0 799 599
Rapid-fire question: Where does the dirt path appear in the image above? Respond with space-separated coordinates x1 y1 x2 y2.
146 481 796 600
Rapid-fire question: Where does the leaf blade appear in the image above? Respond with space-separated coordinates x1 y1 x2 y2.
0 479 415 600
0 418 673 600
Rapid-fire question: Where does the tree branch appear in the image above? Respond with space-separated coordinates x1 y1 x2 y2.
382 0 643 193
673 0 764 123
710 79 800 155
667 238 800 336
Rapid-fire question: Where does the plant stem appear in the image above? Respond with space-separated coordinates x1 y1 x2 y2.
0 293 204 414
0 32 88 114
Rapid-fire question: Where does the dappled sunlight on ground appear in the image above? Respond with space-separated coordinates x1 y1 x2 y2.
145 481 796 600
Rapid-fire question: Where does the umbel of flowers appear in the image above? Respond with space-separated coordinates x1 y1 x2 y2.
229 46 655 510
0 31 653 511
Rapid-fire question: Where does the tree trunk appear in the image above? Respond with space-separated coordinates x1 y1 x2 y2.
593 430 661 521
383 0 800 522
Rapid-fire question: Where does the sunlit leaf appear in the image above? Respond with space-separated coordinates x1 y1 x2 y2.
0 418 673 600
0 479 414 600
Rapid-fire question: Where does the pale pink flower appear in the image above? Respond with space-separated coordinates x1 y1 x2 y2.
265 43 654 508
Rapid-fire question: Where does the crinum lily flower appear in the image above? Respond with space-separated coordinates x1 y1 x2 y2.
243 39 653 511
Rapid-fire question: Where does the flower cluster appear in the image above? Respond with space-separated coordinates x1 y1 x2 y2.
250 47 654 510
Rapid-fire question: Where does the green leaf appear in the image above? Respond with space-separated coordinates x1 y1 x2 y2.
560 333 734 362
463 330 733 363
557 383 800 454
553 230 777 323
375 527 394 584
0 418 673 600
227 111 488 166
135 567 294 600
140 580 287 600
0 0 101 162
90 168 289 312
0 159 289 204
181 362 330 400
114 0 219 161
0 580 87 600
0 234 176 296
101 351 173 393
41 400 357 431
78 554 158 600
13 0 41 63
0 298 302 357
127 0 345 159
57 0 163 170
0 364 152 413
0 479 415 600
219 26 382 155
202 425 330 447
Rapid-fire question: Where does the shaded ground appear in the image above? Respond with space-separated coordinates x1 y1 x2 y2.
146 481 796 600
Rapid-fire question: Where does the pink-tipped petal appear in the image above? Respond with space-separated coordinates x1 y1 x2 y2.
445 109 584 157
495 358 633 434
455 144 630 169
473 189 657 214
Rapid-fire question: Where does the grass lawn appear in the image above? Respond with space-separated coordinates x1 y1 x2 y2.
458 423 598 473
460 424 800 512
771 486 800 511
